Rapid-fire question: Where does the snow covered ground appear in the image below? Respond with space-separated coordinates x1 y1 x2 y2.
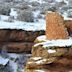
0 19 46 31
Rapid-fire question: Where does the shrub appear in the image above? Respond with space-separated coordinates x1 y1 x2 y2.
40 3 50 14
67 9 72 18
3 0 13 2
17 10 34 22
40 6 49 14
15 3 30 10
31 1 40 7
48 6 57 12
0 5 10 15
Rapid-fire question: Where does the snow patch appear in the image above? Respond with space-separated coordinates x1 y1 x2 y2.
48 49 56 53
0 15 9 21
36 35 46 41
35 70 45 72
31 57 42 61
0 56 9 66
35 59 46 64
55 0 63 2
29 0 46 4
10 8 18 19
33 10 40 18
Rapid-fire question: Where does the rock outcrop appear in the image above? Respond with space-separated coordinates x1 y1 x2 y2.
25 12 72 72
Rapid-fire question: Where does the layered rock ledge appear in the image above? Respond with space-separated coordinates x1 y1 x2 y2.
0 29 45 53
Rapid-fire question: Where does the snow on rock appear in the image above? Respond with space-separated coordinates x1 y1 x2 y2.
48 49 56 53
31 57 42 61
0 56 9 66
34 35 72 47
36 35 46 41
34 70 45 72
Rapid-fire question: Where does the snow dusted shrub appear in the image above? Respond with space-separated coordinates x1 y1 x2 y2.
17 10 34 22
31 1 40 7
0 5 10 16
38 14 42 19
3 0 13 2
48 6 57 12
40 3 50 14
40 6 49 14
15 3 30 10
37 14 45 19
